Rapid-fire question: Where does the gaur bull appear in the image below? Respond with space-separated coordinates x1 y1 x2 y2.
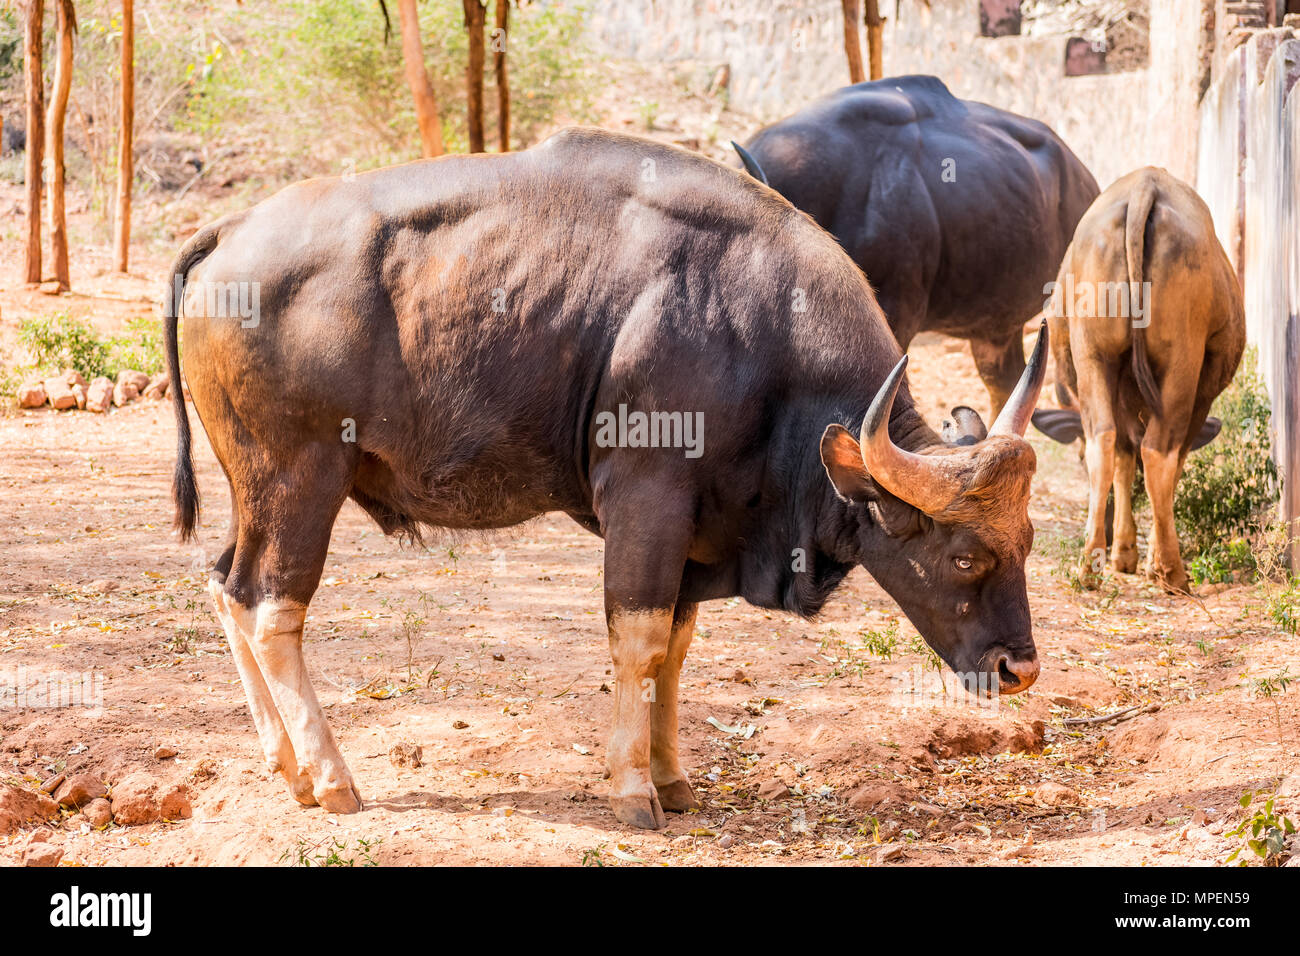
1032 167 1245 593
734 74 1098 416
165 128 1047 830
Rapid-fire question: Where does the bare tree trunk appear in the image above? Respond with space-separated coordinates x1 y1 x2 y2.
23 0 45 285
112 0 134 273
494 0 509 151
463 0 486 153
841 0 865 84
864 0 884 81
46 0 75 292
397 0 444 157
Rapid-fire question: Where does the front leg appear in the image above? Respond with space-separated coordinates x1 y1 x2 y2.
651 602 700 813
600 497 694 830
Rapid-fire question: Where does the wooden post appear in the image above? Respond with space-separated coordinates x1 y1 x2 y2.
398 0 445 157
46 0 75 292
865 0 884 81
494 0 509 151
463 0 486 153
841 0 865 84
112 0 134 273
23 0 45 285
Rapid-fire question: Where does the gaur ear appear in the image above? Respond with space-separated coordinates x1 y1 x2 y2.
1191 416 1223 451
1031 408 1084 444
941 406 988 445
820 424 874 501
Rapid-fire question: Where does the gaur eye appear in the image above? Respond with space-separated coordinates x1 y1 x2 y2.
953 557 974 571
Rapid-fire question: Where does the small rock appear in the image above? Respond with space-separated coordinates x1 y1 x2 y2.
23 835 63 868
83 797 113 828
85 377 114 413
71 383 87 409
875 844 904 863
389 742 423 769
143 373 169 400
848 783 910 810
112 373 140 407
62 369 87 390
17 381 47 408
53 772 107 810
153 745 178 760
39 773 65 795
451 720 469 730
44 375 77 410
110 772 192 826
1033 782 1080 808
119 369 150 393
717 834 734 849
756 779 789 801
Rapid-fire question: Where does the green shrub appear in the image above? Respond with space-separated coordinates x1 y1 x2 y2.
13 312 165 384
1176 348 1278 558
17 312 114 379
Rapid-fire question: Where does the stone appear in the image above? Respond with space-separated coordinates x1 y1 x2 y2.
1033 782 1080 807
110 772 192 826
44 375 77 410
71 383 87 409
85 377 114 413
756 779 789 801
0 783 59 834
54 772 108 809
389 742 422 769
153 745 178 760
17 381 46 408
848 783 910 810
39 773 65 794
875 843 904 863
23 837 63 868
83 797 113 828
112 372 140 407
119 369 150 393
143 373 169 400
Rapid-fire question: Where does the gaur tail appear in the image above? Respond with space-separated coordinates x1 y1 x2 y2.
1125 174 1162 419
164 222 221 542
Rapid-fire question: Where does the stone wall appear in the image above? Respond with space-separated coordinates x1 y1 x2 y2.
593 1 1210 189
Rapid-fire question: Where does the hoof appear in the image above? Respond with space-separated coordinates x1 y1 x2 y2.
655 778 700 813
317 783 363 814
287 774 319 807
610 792 666 830
1110 548 1138 575
1149 568 1189 594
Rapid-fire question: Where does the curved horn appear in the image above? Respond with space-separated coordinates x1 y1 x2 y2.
731 141 769 186
989 320 1049 437
860 356 965 514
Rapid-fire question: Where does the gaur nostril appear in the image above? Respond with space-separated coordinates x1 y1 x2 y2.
997 654 1040 692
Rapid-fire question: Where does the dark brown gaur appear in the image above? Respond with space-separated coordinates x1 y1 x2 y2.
165 128 1048 830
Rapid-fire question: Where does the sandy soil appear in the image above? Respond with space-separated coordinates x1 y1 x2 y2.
2 310 1297 865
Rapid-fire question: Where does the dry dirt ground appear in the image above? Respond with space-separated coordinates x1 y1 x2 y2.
1 104 1298 866
2 313 1297 866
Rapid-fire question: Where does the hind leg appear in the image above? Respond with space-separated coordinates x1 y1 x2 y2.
221 452 361 812
209 488 316 805
1110 438 1139 574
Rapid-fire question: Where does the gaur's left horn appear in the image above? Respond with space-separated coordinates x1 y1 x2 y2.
989 320 1049 437
859 356 966 515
